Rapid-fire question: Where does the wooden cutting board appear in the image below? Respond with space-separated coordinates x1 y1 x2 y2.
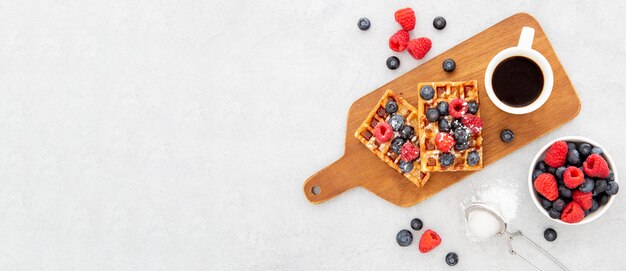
303 13 580 207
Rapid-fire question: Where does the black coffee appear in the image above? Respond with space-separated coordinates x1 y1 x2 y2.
492 56 544 107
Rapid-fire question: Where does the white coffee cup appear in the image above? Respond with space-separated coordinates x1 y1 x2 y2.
484 27 553 114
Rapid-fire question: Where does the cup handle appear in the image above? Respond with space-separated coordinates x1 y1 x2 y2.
517 27 535 48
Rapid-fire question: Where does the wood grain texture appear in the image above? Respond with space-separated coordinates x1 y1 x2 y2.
303 13 580 207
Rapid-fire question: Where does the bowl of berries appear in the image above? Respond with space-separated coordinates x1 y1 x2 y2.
528 136 619 225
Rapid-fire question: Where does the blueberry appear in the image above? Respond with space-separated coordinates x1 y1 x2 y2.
589 199 599 212
536 161 547 172
467 151 480 166
591 147 603 155
532 170 543 181
455 141 469 151
399 125 415 139
500 129 514 143
388 113 404 131
442 59 456 72
579 178 595 193
540 197 552 210
358 17 371 31
454 127 469 144
555 167 567 179
557 177 565 185
438 119 451 132
577 143 592 157
606 181 619 196
420 85 435 100
452 119 463 130
391 137 406 154
547 166 556 175
385 101 398 114
552 198 565 212
607 171 614 181
440 153 454 166
433 16 447 30
593 179 609 195
396 229 413 247
544 228 557 242
567 149 581 166
584 209 590 217
445 252 458 266
559 185 572 198
386 56 400 70
467 101 478 114
437 102 449 116
410 218 423 231
548 208 561 219
426 108 440 122
598 193 610 206
399 160 414 173
567 142 577 151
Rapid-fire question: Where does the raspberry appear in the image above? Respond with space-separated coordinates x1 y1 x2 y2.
583 154 610 178
418 229 441 253
461 114 483 134
561 202 584 224
544 141 567 168
389 30 410 52
533 173 558 201
373 122 393 143
400 142 420 162
394 7 416 31
448 98 468 119
435 132 455 153
407 37 432 60
563 166 584 189
572 190 593 210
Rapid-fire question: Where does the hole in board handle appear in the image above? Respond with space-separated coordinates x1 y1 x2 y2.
311 185 321 195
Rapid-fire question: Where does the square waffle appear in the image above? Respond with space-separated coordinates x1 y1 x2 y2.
354 89 430 187
416 80 484 172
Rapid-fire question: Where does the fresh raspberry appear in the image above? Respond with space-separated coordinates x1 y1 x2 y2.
394 7 416 31
461 114 483 134
435 132 455 152
448 98 468 119
561 202 584 224
418 229 441 253
533 173 558 201
373 122 393 143
400 142 420 162
544 141 567 168
563 166 584 189
583 154 610 178
572 190 593 210
389 30 410 52
407 37 432 60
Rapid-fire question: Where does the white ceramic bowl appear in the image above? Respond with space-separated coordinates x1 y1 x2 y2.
528 136 619 225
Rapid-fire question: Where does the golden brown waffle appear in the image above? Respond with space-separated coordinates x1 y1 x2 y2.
417 80 484 172
354 89 430 187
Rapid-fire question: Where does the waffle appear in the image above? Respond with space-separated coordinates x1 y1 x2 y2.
417 80 484 172
354 89 430 187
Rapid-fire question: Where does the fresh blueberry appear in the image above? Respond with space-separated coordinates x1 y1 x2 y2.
559 185 572 198
442 59 456 72
567 149 581 165
548 208 561 219
467 151 480 166
577 143 592 157
437 101 449 116
606 181 619 196
532 170 543 181
440 153 454 166
567 142 577 151
557 177 565 185
454 127 469 144
552 198 565 212
607 171 614 181
396 229 413 247
433 16 447 30
593 179 609 195
536 161 547 172
386 56 400 70
544 228 557 242
420 85 435 100
555 166 567 179
399 160 414 173
500 129 514 143
388 113 404 131
426 108 440 122
385 101 398 114
452 119 463 130
400 125 415 139
589 199 599 212
445 252 458 266
598 193 610 206
455 141 469 151
438 119 451 132
540 197 552 210
467 101 478 114
546 166 556 175
358 17 371 31
411 218 423 231
591 147 603 155
579 178 595 193
391 137 406 154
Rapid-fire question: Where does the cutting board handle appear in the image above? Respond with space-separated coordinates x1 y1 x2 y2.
303 155 360 204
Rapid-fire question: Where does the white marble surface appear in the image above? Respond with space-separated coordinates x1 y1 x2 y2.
0 0 625 270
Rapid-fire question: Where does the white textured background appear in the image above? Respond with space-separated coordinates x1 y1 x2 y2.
0 0 624 270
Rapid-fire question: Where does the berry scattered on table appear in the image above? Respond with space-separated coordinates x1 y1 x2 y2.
442 59 456 72
418 229 441 253
385 101 398 114
437 101 449 116
358 17 371 31
436 132 455 153
394 7 416 31
420 85 435 100
373 122 393 143
445 252 458 266
448 98 468 119
467 151 480 167
561 202 584 224
411 218 423 231
545 141 568 168
467 101 478 114
426 108 440 122
400 142 420 162
389 30 410 52
544 228 557 242
396 229 413 247
433 16 447 30
407 37 432 60
386 56 400 70
388 113 405 131
534 173 558 201
583 154 609 178
440 153 454 167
